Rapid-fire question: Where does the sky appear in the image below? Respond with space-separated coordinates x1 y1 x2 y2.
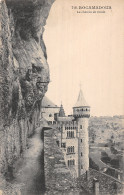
43 0 124 116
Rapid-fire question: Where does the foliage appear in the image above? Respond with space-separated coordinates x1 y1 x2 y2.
110 159 120 169
110 146 118 155
101 156 111 164
89 158 99 171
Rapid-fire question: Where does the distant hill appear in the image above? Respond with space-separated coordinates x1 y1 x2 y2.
88 115 124 150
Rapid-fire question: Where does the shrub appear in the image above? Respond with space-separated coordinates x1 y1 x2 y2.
101 156 111 164
89 158 99 171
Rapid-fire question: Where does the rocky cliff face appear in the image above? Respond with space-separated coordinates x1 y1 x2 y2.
0 0 54 176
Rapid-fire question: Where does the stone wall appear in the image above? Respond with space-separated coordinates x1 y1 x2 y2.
77 117 89 176
0 0 54 177
44 128 84 194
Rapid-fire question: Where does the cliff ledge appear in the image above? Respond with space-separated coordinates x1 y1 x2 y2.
0 0 54 178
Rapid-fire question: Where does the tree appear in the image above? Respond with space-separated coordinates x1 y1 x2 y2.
89 158 99 171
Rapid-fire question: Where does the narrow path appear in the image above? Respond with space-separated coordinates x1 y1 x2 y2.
13 127 45 195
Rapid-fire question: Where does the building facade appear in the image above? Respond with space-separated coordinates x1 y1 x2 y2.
41 96 60 125
41 89 90 178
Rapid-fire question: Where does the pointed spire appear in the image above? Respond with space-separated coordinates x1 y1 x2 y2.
79 82 82 90
59 103 65 117
74 88 89 107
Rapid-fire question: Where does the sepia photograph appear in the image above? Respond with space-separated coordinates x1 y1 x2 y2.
0 0 124 194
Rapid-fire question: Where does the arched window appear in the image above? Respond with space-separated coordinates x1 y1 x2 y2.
73 131 74 137
71 146 72 153
73 146 74 153
68 160 69 166
81 165 83 169
86 108 87 111
67 131 68 137
81 139 82 143
81 152 82 156
71 131 73 138
69 131 71 137
49 114 52 117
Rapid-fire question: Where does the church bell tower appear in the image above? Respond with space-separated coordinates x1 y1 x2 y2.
73 88 90 176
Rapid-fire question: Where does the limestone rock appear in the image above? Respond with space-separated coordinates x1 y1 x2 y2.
0 0 55 176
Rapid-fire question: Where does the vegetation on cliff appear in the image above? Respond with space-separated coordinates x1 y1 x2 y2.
0 0 54 180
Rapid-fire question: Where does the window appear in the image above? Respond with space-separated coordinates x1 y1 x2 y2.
80 125 82 129
61 143 66 148
49 114 52 117
81 139 82 143
68 160 75 167
56 141 59 147
81 152 82 156
67 146 74 154
81 165 83 169
67 131 74 138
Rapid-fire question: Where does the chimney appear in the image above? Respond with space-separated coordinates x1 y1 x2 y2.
93 178 99 195
86 170 90 181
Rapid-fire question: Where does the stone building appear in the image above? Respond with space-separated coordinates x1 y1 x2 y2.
41 96 60 125
41 89 90 178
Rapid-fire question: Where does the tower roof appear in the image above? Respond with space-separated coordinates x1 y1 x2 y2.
59 104 65 117
73 89 89 107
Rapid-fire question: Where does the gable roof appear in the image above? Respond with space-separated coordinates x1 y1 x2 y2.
42 96 59 108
